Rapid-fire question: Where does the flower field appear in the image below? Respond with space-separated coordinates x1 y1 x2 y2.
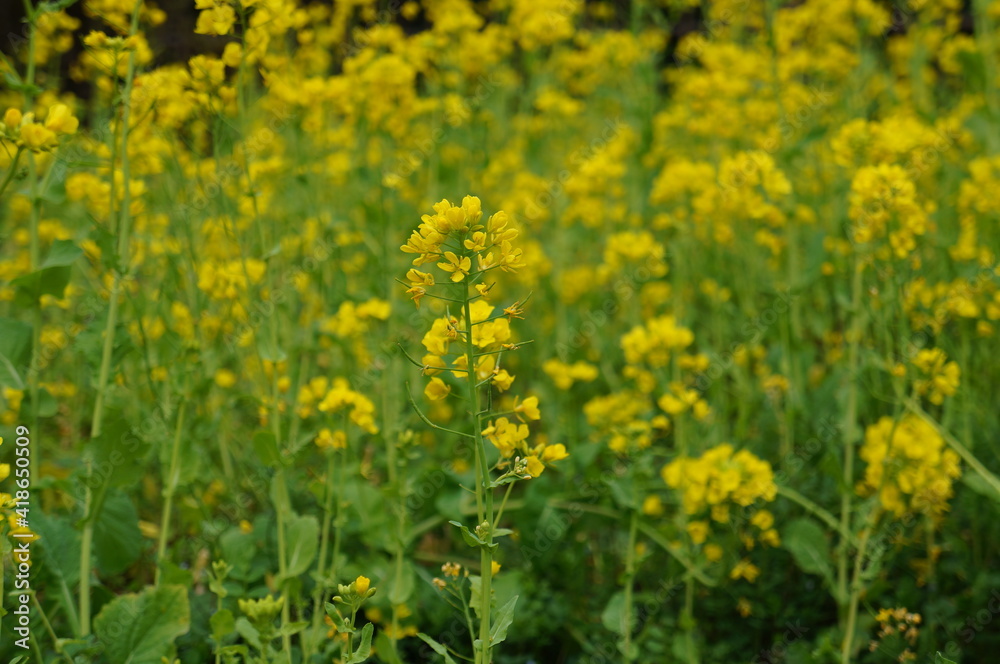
2 0 1000 662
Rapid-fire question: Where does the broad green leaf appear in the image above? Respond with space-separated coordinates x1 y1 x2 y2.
345 622 374 663
281 513 319 581
0 317 32 375
234 617 262 650
783 518 835 589
32 511 80 588
93 584 190 664
90 411 153 489
389 560 415 605
219 528 255 577
93 490 143 576
279 620 310 637
252 430 281 467
42 239 84 269
210 609 235 644
489 595 518 647
0 352 24 390
12 239 82 304
416 633 458 664
601 590 627 636
374 633 404 664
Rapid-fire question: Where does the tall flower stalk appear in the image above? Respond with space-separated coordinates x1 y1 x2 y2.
399 196 566 664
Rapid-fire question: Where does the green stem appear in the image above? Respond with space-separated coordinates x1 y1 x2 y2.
155 402 187 586
840 510 878 664
31 595 73 663
463 289 494 664
683 575 696 663
778 485 856 543
622 508 638 662
836 260 864 615
80 5 142 635
310 449 338 647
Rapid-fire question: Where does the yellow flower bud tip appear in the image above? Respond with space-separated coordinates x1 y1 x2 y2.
491 561 501 576
3 108 22 130
354 575 371 595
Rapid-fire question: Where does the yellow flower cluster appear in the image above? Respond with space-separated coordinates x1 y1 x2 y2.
401 196 523 279
662 444 778 517
1 105 79 153
621 315 694 368
482 412 566 478
295 377 379 436
910 348 960 405
542 359 599 390
848 164 930 259
858 415 961 516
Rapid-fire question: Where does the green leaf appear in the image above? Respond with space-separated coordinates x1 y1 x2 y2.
449 520 485 548
0 353 24 390
257 333 287 362
416 633 458 664
12 239 82 304
963 473 1000 503
252 430 281 467
783 518 835 590
234 617 262 650
210 609 235 644
219 528 255 577
281 513 319 581
0 317 32 369
325 603 355 634
279 620 310 637
31 386 58 418
601 590 627 636
32 511 81 588
374 633 404 664
43 239 85 269
345 622 374 663
93 585 190 664
389 560 415 605
90 411 153 489
489 595 518 647
93 490 143 576
489 475 523 489
934 653 958 664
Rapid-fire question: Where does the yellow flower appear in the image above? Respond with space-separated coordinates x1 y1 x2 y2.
3 108 22 130
354 575 371 594
44 104 78 135
513 395 541 421
195 3 236 35
19 122 57 151
437 251 472 282
729 559 761 583
424 377 451 401
525 455 545 477
686 520 709 545
214 368 238 388
642 495 664 516
491 561 501 576
316 428 347 450
541 443 569 462
491 369 515 391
